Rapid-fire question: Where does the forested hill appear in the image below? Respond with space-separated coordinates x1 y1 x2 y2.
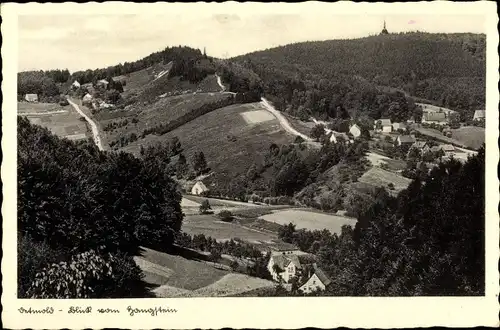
231 32 485 121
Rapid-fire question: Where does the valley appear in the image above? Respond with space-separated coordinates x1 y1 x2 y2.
17 30 486 299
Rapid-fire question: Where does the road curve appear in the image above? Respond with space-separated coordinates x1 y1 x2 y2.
260 97 313 141
67 97 104 151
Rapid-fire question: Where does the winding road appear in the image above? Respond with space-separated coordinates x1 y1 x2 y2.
67 97 104 151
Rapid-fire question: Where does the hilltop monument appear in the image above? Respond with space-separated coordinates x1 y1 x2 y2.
380 20 389 35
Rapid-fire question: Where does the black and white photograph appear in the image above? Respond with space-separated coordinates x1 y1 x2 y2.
2 1 499 329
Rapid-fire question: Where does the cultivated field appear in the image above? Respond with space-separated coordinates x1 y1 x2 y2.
241 109 275 124
182 214 278 243
18 102 89 141
135 246 276 298
358 167 412 192
259 209 357 234
451 126 485 150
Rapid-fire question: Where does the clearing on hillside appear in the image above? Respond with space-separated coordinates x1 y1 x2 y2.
241 109 275 124
451 126 485 150
358 167 412 192
259 209 357 234
193 273 275 297
122 102 294 188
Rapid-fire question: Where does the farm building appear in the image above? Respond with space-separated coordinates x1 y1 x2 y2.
267 253 316 283
440 144 455 155
473 110 485 121
24 94 38 102
349 124 362 138
299 265 332 294
392 122 407 131
375 119 392 133
412 141 430 154
191 181 209 195
397 135 416 146
72 80 81 89
422 112 447 125
97 79 109 88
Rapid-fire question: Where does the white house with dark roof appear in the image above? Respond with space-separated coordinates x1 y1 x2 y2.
473 110 485 121
24 94 38 102
72 80 81 89
299 264 332 293
349 124 362 138
392 122 407 131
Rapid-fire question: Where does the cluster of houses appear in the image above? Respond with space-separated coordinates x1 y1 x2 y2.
266 244 332 293
73 80 114 111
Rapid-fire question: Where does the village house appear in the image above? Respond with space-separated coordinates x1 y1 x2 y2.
267 252 316 283
72 80 81 89
299 264 332 294
392 122 407 132
440 144 455 156
328 132 337 143
412 141 430 153
422 112 447 125
375 119 392 133
97 79 109 88
397 135 416 147
191 181 209 195
24 94 38 102
82 93 93 102
407 116 416 124
473 110 485 122
349 124 362 139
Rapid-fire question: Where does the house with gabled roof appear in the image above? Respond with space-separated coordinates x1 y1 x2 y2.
191 181 209 195
299 264 332 294
397 135 416 146
267 252 316 283
24 94 38 102
375 119 392 133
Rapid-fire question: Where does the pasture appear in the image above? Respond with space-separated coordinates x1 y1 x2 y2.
135 246 276 298
18 102 89 141
182 214 277 243
259 209 357 234
366 152 407 171
451 126 485 150
358 167 412 192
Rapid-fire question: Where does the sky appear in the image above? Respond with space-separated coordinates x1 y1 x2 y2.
18 12 486 73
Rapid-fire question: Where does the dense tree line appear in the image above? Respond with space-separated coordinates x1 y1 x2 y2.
231 32 485 121
71 46 204 84
18 117 183 298
276 147 485 296
17 71 63 102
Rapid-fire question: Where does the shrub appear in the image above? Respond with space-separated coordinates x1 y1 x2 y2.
218 210 233 222
18 235 66 298
27 249 146 299
199 199 212 214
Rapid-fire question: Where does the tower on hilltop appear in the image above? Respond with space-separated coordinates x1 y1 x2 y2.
380 20 389 35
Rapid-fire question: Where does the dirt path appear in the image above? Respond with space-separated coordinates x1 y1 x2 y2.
67 97 104 151
260 97 313 142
